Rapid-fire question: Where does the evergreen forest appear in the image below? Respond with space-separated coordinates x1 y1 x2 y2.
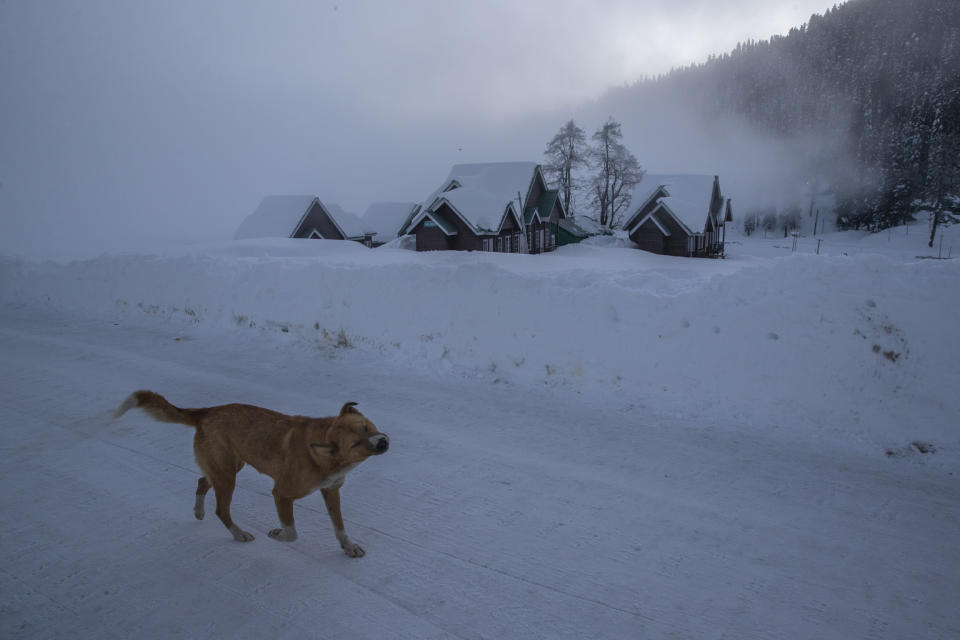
603 0 959 241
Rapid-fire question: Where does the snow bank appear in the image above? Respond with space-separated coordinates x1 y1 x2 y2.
2 228 957 454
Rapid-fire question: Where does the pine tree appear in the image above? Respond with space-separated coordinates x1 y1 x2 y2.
761 211 778 237
779 206 802 237
922 86 960 246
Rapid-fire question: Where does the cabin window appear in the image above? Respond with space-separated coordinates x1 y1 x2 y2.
497 237 503 252
504 235 511 253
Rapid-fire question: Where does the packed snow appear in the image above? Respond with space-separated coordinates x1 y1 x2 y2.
0 222 957 639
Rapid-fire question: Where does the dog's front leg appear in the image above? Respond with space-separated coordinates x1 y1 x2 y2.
321 487 364 557
268 489 298 542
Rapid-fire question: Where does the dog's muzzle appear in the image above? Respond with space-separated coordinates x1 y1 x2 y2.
370 434 389 453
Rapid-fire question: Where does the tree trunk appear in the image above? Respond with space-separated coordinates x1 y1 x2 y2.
928 208 939 248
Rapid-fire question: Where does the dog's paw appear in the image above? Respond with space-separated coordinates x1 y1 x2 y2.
335 529 365 557
229 525 255 542
268 527 298 542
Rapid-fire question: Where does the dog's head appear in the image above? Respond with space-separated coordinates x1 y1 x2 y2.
310 402 389 466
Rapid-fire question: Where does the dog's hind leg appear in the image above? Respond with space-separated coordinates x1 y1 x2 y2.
321 487 364 557
194 477 210 520
195 435 253 542
268 489 298 542
212 476 254 542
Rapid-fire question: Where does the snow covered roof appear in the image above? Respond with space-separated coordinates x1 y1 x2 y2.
412 162 540 234
362 202 419 240
322 203 368 240
557 217 590 238
235 195 316 240
627 175 720 235
235 196 368 241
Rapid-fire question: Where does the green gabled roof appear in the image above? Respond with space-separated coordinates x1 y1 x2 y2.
538 189 560 218
524 189 561 224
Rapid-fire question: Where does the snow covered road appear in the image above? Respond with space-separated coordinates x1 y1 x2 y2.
1 304 957 639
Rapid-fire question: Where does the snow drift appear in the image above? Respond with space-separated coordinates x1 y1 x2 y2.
2 227 956 455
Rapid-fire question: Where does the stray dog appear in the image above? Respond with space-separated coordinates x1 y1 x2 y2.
114 390 389 556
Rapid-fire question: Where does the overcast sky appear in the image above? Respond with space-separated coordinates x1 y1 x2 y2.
1 0 832 258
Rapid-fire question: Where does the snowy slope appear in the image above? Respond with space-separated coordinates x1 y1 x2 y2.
1 223 958 639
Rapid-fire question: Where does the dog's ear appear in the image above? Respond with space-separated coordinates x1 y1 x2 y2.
310 442 337 459
339 402 359 416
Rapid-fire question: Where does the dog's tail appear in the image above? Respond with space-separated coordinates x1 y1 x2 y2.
114 390 204 427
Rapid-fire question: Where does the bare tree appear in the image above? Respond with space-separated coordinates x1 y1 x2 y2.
543 120 587 216
587 118 644 229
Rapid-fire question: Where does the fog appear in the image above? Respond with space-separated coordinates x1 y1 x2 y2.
590 86 851 220
1 1 831 259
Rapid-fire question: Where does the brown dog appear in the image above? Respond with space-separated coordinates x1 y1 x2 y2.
114 390 389 556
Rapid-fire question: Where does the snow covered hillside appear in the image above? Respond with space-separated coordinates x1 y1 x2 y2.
1 223 957 639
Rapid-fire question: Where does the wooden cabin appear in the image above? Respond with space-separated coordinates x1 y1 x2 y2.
235 196 373 246
623 175 732 257
401 162 567 253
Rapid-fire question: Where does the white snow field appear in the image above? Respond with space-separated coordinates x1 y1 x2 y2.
1 224 957 639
